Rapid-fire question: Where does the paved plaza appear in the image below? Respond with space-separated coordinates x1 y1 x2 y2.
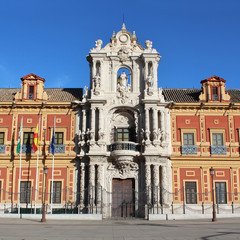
0 217 240 240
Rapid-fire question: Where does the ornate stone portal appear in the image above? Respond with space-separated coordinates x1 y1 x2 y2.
76 24 172 218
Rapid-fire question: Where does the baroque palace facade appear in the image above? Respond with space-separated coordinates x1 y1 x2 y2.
0 24 240 218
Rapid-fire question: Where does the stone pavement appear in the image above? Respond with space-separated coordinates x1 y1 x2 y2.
0 217 240 240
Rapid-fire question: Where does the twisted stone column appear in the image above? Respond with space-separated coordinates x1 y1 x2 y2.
89 163 95 205
153 165 159 204
96 164 103 205
145 164 151 204
161 166 168 205
80 164 85 208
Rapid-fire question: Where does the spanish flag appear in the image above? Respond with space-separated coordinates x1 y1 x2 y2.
33 124 39 152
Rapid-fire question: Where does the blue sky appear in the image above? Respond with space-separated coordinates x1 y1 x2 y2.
0 0 239 90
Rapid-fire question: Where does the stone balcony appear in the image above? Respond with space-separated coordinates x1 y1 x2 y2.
108 141 140 161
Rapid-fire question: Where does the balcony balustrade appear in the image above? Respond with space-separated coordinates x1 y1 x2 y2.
181 145 197 154
210 145 227 155
0 145 6 153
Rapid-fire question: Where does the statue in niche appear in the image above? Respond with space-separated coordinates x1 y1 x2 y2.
93 74 101 95
152 129 158 140
160 130 169 142
117 71 130 102
98 128 105 141
118 71 128 87
146 75 153 88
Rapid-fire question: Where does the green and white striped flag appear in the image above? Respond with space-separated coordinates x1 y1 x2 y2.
16 117 23 154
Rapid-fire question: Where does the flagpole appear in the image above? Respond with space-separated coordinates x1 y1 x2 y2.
18 116 23 215
34 116 41 214
51 116 56 214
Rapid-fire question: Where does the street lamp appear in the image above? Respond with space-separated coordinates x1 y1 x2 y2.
41 166 48 222
210 167 217 222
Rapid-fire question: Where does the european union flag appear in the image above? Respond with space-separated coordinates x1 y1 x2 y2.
50 129 55 155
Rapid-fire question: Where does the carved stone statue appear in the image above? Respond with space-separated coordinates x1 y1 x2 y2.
93 74 101 95
98 128 105 141
152 129 158 140
83 86 88 102
159 88 165 102
145 130 150 141
116 161 138 176
157 128 161 141
145 40 152 50
117 71 130 102
86 128 90 140
146 75 153 88
95 39 103 51
118 71 128 87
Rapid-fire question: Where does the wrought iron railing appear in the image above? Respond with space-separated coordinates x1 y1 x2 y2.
210 145 227 155
22 144 33 154
108 142 139 152
55 144 65 153
181 145 197 154
0 145 6 153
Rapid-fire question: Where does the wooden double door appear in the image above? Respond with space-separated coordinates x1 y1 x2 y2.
112 178 135 218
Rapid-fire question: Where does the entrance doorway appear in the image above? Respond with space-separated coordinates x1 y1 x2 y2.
112 178 135 218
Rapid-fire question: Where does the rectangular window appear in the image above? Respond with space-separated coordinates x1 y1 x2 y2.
216 182 227 204
20 181 31 203
50 181 62 204
116 128 129 142
213 87 218 101
183 133 194 145
212 133 223 146
28 86 34 99
55 132 63 145
185 182 197 204
23 132 34 145
0 132 4 145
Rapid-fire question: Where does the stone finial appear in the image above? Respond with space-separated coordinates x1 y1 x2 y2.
132 31 137 40
122 22 126 31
